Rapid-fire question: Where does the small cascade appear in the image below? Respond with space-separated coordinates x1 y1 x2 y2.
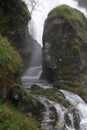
21 65 84 130
48 100 76 130
32 96 57 130
32 95 81 130
60 90 87 130
21 66 52 91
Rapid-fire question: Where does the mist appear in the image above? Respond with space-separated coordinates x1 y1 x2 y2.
24 0 87 46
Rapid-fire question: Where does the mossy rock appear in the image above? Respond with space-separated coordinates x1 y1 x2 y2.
0 0 30 33
43 5 87 82
8 83 26 105
30 85 71 108
31 84 42 92
48 5 87 42
0 0 31 52
19 95 45 121
54 79 87 102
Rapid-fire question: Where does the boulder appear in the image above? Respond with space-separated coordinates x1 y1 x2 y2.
42 5 87 82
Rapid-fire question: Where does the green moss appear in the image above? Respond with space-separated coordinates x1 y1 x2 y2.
54 79 87 102
0 36 22 99
9 83 26 96
0 100 41 130
31 85 71 108
0 36 22 76
67 38 80 51
0 0 30 33
48 5 87 42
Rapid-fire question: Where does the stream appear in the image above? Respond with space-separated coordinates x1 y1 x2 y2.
22 0 87 129
21 65 87 130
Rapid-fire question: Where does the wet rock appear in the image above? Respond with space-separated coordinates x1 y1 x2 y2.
19 95 45 120
42 5 87 82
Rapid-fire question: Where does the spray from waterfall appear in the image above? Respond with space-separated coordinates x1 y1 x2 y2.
24 0 87 46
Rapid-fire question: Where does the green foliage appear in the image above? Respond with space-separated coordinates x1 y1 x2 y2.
0 100 41 130
0 0 30 33
0 36 22 76
48 5 87 42
0 36 22 99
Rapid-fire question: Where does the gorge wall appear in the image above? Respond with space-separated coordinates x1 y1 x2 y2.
0 0 42 71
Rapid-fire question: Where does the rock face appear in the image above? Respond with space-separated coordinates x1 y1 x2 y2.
76 0 87 8
0 0 42 71
42 5 87 82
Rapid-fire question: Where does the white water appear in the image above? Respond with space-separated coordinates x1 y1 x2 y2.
60 90 87 130
21 0 87 129
24 0 87 45
49 100 76 130
21 66 87 129
21 66 52 90
34 95 78 130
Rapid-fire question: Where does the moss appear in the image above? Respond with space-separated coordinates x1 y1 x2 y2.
0 100 41 130
9 83 26 95
0 36 22 73
48 5 87 43
0 0 31 33
19 94 45 121
30 85 71 108
54 79 87 102
0 36 22 99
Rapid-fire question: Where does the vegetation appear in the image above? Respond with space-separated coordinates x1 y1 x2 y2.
0 100 41 130
31 85 71 108
0 1 42 130
0 0 30 34
0 36 22 99
48 5 87 42
54 79 87 102
43 4 87 105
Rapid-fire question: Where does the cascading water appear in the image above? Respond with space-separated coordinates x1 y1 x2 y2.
21 0 87 130
24 0 87 45
21 66 52 91
32 95 81 130
60 90 87 130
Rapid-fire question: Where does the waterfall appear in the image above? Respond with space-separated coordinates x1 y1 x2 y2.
60 90 87 130
21 66 52 91
21 0 87 130
24 0 87 46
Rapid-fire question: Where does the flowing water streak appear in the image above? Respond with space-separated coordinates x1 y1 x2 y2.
24 0 87 45
33 95 77 130
21 66 52 90
48 100 76 130
60 90 87 130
